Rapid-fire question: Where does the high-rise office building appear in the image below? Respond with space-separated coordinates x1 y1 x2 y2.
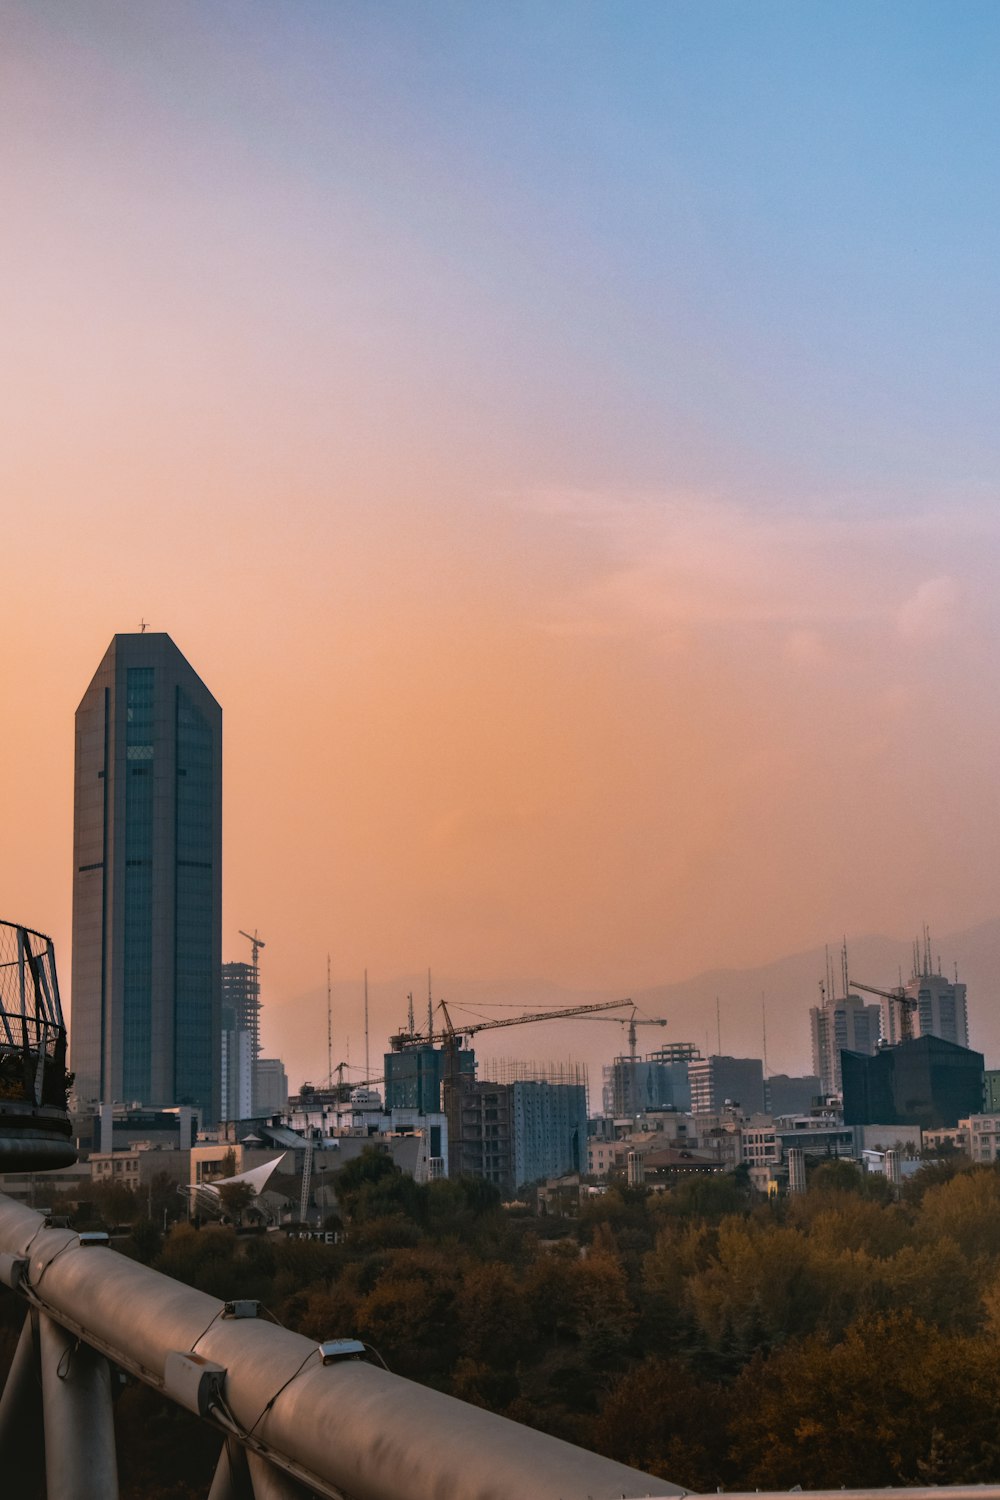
72 632 222 1120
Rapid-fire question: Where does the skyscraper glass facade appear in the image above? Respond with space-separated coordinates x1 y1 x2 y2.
174 687 216 1109
123 666 154 1102
72 634 222 1120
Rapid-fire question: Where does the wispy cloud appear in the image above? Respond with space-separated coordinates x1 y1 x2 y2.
525 489 986 649
895 575 960 643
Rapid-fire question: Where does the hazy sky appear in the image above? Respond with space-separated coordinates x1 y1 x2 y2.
3 3 1000 1079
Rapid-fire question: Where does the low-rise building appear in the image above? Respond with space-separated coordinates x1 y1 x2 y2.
741 1119 779 1168
587 1138 627 1179
968 1114 1000 1163
923 1113 1000 1164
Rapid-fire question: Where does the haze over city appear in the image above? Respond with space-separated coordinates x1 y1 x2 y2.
4 3 1000 1091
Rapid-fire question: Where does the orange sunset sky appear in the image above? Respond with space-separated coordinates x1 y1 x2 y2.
3 4 1000 1088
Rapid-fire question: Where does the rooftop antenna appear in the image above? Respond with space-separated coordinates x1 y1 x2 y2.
761 991 768 1078
326 954 333 1090
715 996 722 1055
841 938 849 999
427 968 433 1040
139 618 149 634
364 969 370 1080
407 991 415 1035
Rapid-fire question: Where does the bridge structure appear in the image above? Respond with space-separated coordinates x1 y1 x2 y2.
0 1192 683 1499
5 1195 1000 1500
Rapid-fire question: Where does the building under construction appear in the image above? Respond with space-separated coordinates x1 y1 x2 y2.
385 996 629 1190
445 1062 588 1196
603 1041 700 1117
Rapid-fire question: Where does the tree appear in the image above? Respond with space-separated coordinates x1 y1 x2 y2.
333 1147 424 1225
217 1181 255 1224
594 1356 726 1492
729 1311 1000 1489
917 1167 1000 1262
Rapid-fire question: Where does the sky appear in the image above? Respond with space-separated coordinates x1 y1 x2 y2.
3 1 1000 1086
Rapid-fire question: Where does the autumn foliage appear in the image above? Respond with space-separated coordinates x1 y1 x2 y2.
4 1152 1000 1497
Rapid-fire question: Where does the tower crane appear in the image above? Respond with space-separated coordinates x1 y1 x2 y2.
575 1008 668 1119
849 977 917 1044
390 995 636 1053
239 929 266 969
390 997 635 1178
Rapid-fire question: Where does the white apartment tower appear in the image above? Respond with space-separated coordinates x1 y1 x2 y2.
899 931 969 1048
810 992 881 1097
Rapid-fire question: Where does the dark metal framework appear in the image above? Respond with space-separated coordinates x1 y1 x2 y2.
0 922 74 1169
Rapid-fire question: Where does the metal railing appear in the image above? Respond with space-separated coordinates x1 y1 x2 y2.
5 1191 1000 1499
0 922 75 1170
0 922 69 1106
0 1193 683 1499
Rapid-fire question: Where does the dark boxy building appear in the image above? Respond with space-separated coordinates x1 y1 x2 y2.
72 633 222 1121
842 1035 984 1129
766 1074 821 1115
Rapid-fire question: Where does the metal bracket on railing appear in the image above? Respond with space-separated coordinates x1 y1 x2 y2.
0 1251 28 1290
222 1299 259 1319
317 1339 365 1365
163 1351 228 1419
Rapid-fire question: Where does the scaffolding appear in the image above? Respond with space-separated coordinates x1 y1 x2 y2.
478 1057 588 1087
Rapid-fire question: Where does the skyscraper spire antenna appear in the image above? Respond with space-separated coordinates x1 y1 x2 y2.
326 954 333 1090
761 991 768 1078
364 969 370 1080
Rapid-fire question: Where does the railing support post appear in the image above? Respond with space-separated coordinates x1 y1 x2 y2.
0 1308 43 1488
39 1311 119 1500
208 1435 254 1500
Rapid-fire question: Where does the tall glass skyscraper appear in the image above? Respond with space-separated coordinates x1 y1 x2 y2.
72 633 222 1120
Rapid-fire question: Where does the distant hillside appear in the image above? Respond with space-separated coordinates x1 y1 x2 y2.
632 916 1000 1077
268 919 1000 1100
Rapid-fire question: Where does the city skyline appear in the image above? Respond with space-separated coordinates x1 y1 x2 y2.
4 6 1000 1094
